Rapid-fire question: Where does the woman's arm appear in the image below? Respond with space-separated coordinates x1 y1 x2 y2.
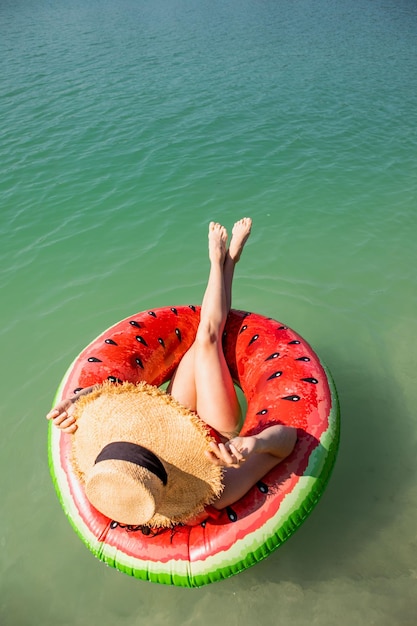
207 426 297 509
46 386 94 434
206 425 297 468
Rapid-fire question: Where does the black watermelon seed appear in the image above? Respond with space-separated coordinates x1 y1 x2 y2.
278 325 288 330
282 395 300 402
147 311 156 318
110 521 118 529
88 357 102 363
73 387 83 394
105 338 117 345
170 307 178 315
107 376 123 384
175 328 182 342
226 507 238 522
288 340 300 345
267 371 282 380
130 320 142 327
257 481 268 494
200 520 207 528
302 377 318 384
141 526 151 536
188 305 196 312
296 356 310 362
248 334 259 346
256 409 268 415
158 337 165 348
265 352 280 361
239 324 248 334
135 358 144 369
136 336 148 346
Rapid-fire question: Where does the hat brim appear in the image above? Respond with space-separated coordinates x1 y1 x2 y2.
71 381 223 527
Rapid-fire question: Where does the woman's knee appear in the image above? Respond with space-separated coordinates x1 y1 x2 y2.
196 320 222 346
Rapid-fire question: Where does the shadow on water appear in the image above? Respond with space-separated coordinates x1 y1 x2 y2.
242 346 414 584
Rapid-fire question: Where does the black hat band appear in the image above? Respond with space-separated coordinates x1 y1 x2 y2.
94 441 168 486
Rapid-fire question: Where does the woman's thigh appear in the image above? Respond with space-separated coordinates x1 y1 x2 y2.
167 344 197 411
193 337 241 437
168 338 241 438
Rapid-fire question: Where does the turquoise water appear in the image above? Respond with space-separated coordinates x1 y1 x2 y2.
1 0 417 623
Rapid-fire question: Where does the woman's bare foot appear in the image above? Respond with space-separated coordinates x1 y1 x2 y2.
228 217 252 263
208 221 228 264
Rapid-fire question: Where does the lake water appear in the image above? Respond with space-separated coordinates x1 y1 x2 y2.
1 0 416 624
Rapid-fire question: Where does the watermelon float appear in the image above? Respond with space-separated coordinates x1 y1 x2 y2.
48 305 339 587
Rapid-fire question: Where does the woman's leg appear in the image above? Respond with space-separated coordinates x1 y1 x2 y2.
168 219 252 437
223 217 252 313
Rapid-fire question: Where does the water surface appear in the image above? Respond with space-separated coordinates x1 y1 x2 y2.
1 1 416 624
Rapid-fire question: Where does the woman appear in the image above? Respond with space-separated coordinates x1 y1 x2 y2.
47 218 296 512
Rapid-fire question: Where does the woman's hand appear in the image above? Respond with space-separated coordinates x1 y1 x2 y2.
46 386 94 434
46 398 77 434
206 436 258 468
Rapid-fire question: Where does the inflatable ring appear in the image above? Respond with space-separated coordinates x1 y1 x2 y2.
48 305 339 587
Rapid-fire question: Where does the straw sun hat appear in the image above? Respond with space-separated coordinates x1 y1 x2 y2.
71 381 223 528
